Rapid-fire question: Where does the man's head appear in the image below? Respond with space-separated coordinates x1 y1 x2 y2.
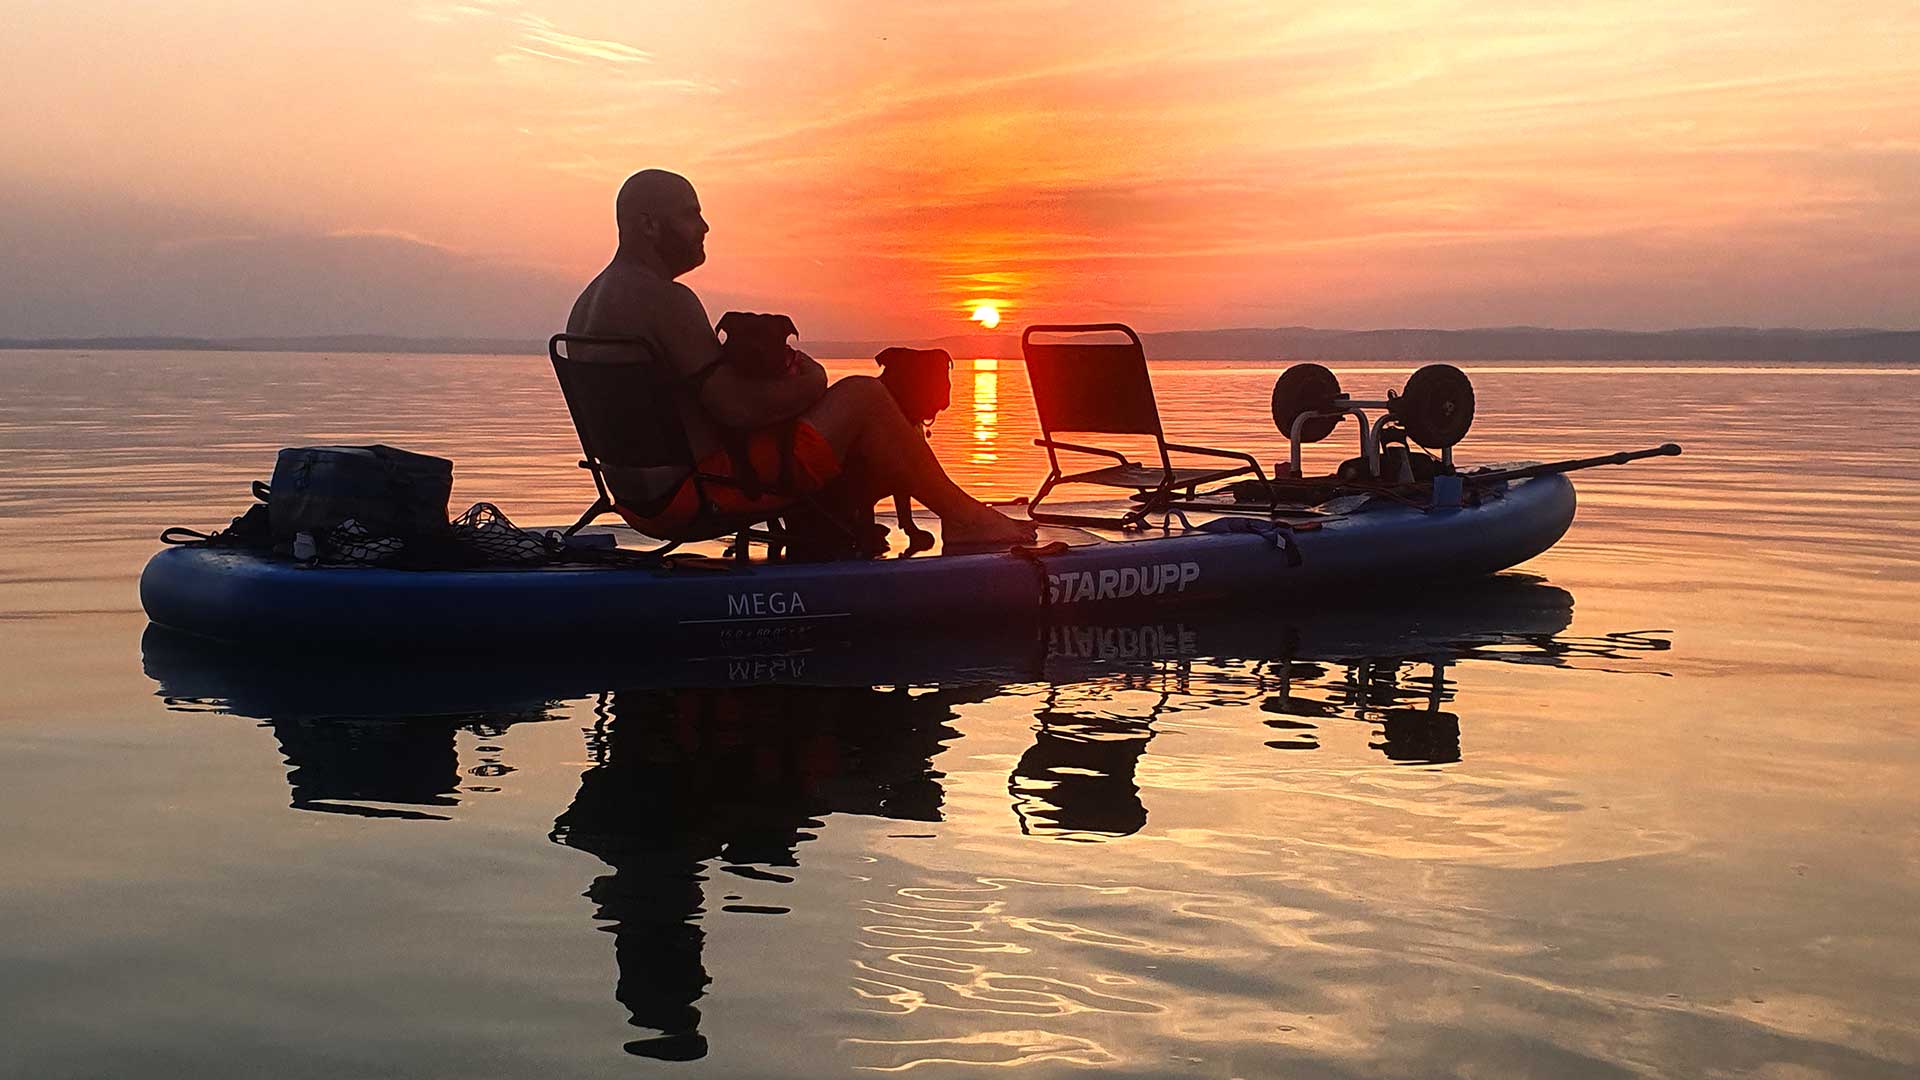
615 169 708 278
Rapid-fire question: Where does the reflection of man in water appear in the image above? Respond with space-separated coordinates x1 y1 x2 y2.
548 685 964 1061
566 169 1035 548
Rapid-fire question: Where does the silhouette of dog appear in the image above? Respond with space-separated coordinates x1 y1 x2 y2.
874 347 953 553
740 340 955 559
716 311 799 378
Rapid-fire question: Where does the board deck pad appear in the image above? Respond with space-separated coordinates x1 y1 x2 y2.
584 499 1142 565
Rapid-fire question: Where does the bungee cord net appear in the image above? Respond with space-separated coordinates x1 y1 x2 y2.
318 502 566 568
164 493 675 569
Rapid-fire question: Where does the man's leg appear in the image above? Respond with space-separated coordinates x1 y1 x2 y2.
802 376 1035 546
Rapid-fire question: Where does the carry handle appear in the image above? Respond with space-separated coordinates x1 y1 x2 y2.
1021 323 1143 350
550 332 660 362
550 333 700 387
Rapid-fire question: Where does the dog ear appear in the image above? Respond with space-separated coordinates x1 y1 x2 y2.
777 314 797 341
716 311 743 341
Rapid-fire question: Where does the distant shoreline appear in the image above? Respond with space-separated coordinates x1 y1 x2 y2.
4 327 1918 363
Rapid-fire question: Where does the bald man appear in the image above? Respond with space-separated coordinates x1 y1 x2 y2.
566 169 1035 549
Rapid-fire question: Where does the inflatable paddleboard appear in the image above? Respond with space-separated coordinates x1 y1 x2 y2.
139 473 1573 650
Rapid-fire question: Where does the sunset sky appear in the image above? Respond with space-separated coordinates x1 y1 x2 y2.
4 0 1917 339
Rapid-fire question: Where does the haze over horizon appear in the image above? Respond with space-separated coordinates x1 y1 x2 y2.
5 1 1918 341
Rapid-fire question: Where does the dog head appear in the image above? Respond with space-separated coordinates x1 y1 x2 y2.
874 347 953 424
717 311 799 377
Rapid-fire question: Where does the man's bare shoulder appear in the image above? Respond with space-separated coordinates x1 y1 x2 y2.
566 264 717 380
570 265 707 336
649 279 710 326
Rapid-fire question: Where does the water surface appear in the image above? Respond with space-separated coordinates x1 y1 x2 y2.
2 351 1917 1077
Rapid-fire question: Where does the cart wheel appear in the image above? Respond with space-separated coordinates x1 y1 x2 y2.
1395 364 1474 448
1271 364 1343 443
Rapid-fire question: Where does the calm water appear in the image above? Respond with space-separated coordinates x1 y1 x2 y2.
2 351 1918 1078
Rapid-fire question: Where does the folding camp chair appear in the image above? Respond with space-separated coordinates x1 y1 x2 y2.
548 334 846 558
1021 323 1266 529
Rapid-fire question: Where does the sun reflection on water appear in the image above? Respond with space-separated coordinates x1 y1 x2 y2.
970 358 999 464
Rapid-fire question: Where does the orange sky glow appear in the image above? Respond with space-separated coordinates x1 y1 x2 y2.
3 1 1917 338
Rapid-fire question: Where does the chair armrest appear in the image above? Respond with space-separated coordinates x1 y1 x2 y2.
1033 437 1134 466
1161 442 1268 482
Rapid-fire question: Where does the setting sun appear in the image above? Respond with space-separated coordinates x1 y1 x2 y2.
970 304 1001 329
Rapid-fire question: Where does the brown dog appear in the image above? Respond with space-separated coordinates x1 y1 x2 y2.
715 311 800 378
763 345 955 559
874 347 953 553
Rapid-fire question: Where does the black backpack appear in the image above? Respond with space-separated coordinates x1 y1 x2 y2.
267 445 453 544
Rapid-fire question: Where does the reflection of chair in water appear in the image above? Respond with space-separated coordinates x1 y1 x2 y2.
1261 658 1461 765
1008 688 1165 838
548 685 967 1061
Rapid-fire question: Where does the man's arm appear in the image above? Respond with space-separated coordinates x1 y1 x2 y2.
654 286 825 429
700 351 827 430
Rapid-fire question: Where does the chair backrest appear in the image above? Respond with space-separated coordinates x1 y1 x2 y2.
547 334 696 472
1021 323 1164 437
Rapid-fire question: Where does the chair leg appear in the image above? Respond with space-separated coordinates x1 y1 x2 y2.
727 521 791 560
1025 474 1061 521
562 495 612 538
1119 486 1174 532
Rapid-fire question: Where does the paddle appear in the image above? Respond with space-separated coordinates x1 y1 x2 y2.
1464 443 1682 486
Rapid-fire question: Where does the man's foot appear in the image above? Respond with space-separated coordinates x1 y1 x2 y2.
940 506 1038 549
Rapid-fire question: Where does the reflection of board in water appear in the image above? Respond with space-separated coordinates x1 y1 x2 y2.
141 573 1589 702
140 580 1672 1061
